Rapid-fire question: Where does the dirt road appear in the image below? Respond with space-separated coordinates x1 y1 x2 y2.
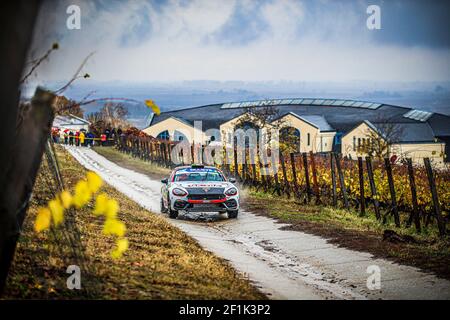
67 146 450 300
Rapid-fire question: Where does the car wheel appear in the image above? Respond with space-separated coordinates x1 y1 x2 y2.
160 198 167 213
169 209 179 219
227 210 238 219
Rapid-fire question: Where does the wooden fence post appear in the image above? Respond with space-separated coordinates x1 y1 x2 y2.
242 148 248 184
330 153 337 207
384 158 400 227
271 152 281 196
167 143 173 167
233 145 239 180
251 162 257 186
289 153 299 197
302 153 311 203
158 143 163 164
224 147 231 176
258 154 268 191
334 153 349 209
406 158 421 232
162 143 167 166
365 157 381 220
149 142 154 162
309 152 320 203
423 158 446 237
279 153 291 197
147 141 151 160
357 157 366 216
261 151 271 190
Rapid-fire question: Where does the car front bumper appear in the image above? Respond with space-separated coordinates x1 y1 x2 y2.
171 197 239 212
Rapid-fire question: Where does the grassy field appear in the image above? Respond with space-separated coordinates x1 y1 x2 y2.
3 146 265 299
94 146 450 281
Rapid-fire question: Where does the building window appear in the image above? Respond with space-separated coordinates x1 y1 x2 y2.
174 130 187 142
157 130 170 140
353 136 356 151
358 138 361 150
307 133 310 146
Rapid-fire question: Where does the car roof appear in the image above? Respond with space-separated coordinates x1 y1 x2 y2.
173 165 219 171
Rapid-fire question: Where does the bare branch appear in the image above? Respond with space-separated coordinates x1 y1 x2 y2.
20 42 59 84
53 51 95 95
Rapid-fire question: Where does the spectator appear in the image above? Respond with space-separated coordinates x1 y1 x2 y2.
79 131 85 146
51 128 59 143
69 131 74 146
101 133 107 146
87 132 95 147
59 129 64 144
64 130 69 145
75 131 80 146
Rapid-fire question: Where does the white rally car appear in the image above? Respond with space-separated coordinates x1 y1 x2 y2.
160 165 239 219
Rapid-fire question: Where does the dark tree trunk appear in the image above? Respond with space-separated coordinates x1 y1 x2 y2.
0 1 43 295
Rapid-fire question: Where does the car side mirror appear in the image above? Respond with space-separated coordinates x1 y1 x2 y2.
229 178 236 184
161 178 168 184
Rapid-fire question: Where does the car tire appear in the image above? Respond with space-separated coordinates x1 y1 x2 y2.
227 210 238 219
169 209 179 219
160 198 167 213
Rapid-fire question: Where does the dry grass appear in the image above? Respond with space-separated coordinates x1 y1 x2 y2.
3 146 264 299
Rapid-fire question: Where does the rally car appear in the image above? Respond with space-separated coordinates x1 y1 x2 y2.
160 164 239 219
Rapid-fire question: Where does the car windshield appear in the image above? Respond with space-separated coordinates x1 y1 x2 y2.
174 169 225 182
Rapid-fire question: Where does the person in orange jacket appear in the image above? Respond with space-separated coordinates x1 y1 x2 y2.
100 133 107 146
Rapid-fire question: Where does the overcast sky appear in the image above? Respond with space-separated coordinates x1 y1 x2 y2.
28 0 450 83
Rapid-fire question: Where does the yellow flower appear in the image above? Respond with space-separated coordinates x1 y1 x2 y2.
48 199 64 226
93 193 108 215
145 99 161 116
86 171 103 193
105 199 119 219
103 219 126 237
111 238 129 259
59 191 72 209
72 180 92 208
35 207 51 232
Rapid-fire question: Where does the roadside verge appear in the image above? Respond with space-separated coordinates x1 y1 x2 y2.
3 145 265 299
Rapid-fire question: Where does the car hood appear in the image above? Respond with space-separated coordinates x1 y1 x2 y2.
172 181 234 189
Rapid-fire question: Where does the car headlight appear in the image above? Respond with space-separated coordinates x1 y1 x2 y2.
225 187 238 196
172 188 187 196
